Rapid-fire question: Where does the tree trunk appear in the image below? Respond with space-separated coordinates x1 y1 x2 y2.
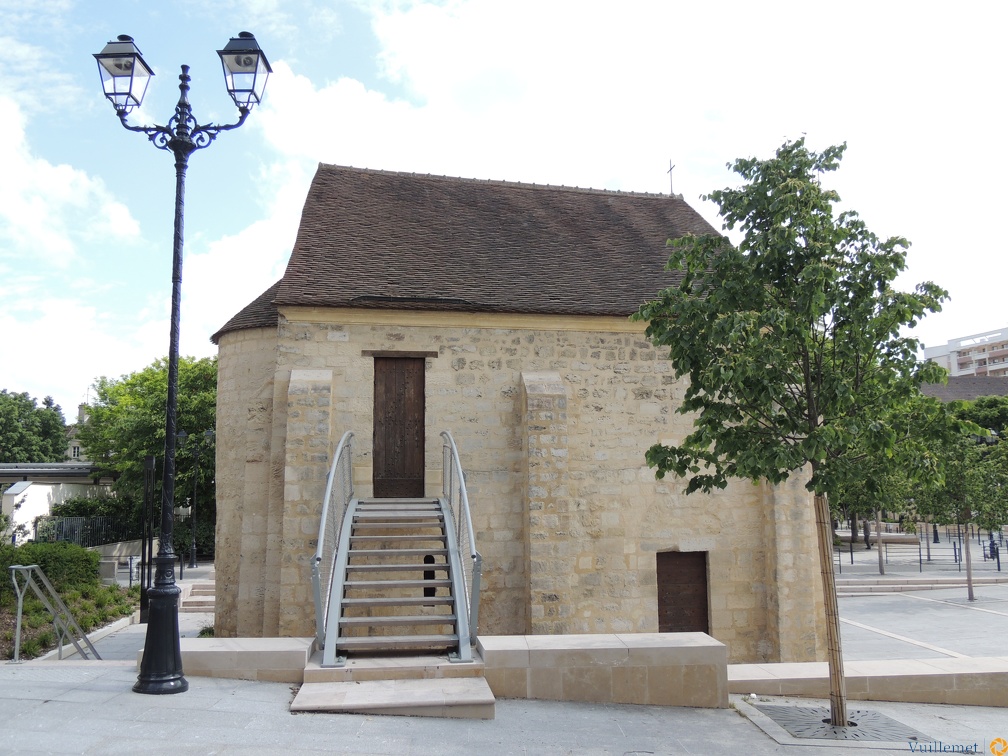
964 510 975 602
924 516 931 562
876 508 885 575
814 491 847 726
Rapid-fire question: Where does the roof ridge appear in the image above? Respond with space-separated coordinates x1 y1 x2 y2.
316 162 676 200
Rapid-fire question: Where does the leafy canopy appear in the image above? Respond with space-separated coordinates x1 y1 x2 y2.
0 391 67 463
78 356 217 514
912 398 1008 532
634 138 948 495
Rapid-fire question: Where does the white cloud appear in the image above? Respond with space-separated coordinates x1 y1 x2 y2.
0 96 141 268
181 157 309 353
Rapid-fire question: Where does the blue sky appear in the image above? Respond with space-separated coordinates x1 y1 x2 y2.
2 0 1006 417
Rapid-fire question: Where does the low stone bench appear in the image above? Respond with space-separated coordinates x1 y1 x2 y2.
477 632 727 708
138 637 314 683
729 657 1008 706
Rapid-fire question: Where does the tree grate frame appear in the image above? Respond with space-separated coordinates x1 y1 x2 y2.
754 704 931 742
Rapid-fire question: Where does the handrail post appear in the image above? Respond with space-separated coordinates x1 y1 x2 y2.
10 567 27 663
439 430 481 653
311 431 355 648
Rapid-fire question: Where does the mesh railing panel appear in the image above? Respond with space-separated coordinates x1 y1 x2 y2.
33 515 143 548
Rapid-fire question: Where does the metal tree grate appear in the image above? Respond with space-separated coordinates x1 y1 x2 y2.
755 704 932 742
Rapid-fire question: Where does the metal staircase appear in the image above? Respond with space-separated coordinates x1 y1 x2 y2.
302 431 492 717
335 497 462 657
311 431 482 669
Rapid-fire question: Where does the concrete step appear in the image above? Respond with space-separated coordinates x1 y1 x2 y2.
835 575 1008 593
180 598 216 613
290 676 495 718
303 649 484 683
181 579 216 612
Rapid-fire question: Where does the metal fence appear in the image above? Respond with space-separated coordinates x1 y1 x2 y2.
33 515 143 548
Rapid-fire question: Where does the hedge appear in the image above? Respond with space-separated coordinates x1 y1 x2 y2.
0 542 100 601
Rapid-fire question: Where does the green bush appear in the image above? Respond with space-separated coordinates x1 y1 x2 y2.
174 518 216 559
50 495 136 521
1 543 139 662
0 542 99 599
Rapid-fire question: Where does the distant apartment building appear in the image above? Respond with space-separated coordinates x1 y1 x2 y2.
923 328 1008 377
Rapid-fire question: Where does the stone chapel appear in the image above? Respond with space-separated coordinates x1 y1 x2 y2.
211 164 826 663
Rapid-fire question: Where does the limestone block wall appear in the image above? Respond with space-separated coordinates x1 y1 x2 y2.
214 308 826 663
214 327 277 638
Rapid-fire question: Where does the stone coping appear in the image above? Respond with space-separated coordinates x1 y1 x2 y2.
478 632 727 708
138 637 314 684
728 657 1008 706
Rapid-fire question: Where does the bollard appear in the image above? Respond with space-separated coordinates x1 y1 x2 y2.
953 540 958 563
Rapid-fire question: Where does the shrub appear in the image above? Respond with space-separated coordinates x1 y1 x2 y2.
0 542 99 599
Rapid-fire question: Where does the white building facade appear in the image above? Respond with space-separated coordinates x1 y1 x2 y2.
923 328 1008 377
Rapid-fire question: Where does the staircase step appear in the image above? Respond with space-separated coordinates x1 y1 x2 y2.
290 677 495 719
358 512 445 520
342 596 453 607
345 563 449 573
345 579 451 589
336 634 459 651
352 521 445 530
340 614 456 626
349 548 449 558
357 499 439 508
303 650 484 683
350 534 448 543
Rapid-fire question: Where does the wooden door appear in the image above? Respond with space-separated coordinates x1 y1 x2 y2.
657 551 709 633
373 357 425 498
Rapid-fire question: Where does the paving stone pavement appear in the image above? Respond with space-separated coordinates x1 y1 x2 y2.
2 557 1006 754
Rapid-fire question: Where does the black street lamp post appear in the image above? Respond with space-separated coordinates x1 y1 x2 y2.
94 32 270 695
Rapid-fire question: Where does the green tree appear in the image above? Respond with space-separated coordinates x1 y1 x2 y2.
830 394 956 572
634 139 949 726
0 391 67 462
78 356 217 540
950 395 1008 436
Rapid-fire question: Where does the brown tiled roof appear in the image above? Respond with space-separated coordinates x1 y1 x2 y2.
920 375 1008 402
214 164 718 341
211 280 281 344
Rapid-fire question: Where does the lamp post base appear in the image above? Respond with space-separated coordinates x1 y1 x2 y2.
133 556 188 694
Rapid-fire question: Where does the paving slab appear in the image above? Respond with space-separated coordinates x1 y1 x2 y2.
4 557 1008 753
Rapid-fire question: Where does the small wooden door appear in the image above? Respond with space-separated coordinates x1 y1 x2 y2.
657 551 709 633
373 357 425 498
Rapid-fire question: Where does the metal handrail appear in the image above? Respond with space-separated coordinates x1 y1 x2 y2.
440 430 482 645
311 431 355 647
9 564 101 662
